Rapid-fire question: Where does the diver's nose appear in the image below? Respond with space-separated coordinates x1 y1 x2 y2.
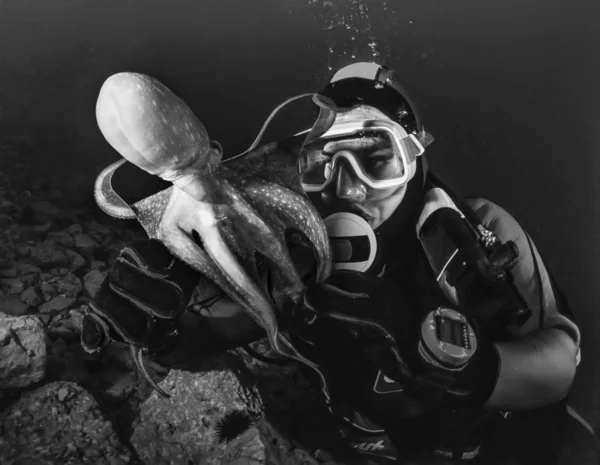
335 164 367 202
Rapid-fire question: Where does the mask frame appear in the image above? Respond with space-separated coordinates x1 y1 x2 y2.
298 94 434 193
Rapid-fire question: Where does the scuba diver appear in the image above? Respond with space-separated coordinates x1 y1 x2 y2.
81 62 582 464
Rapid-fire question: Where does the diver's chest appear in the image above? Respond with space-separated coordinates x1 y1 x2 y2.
379 254 449 323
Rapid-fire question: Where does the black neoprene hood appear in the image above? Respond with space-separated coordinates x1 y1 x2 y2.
319 67 422 135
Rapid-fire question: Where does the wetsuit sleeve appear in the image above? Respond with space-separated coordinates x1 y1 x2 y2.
465 197 581 409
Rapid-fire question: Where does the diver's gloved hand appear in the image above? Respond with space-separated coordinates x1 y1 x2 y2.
301 270 416 382
394 327 500 409
81 239 202 356
421 339 501 408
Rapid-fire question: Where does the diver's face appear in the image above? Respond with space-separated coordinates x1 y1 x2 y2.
320 165 408 230
316 107 409 230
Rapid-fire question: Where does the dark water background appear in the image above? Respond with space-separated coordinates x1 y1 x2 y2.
0 0 598 429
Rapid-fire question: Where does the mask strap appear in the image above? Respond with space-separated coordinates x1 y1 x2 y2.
401 130 435 162
227 92 315 162
416 130 435 149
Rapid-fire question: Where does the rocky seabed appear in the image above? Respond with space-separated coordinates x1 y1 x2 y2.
0 175 357 465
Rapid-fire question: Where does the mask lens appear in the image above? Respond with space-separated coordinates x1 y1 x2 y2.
331 130 404 181
299 129 406 190
298 145 331 187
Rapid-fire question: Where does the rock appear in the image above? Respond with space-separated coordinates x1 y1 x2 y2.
40 282 58 301
221 427 266 465
51 267 70 277
86 220 114 238
37 313 52 326
32 222 52 237
20 286 44 307
0 295 29 316
131 368 264 465
0 213 12 225
0 381 132 464
0 200 10 214
90 260 107 271
57 385 71 402
74 234 99 260
39 272 56 282
39 296 76 314
21 272 39 288
65 249 86 271
48 231 75 249
0 314 46 388
56 273 83 298
73 253 86 271
0 267 17 278
15 263 42 274
87 228 114 246
83 270 106 299
5 224 22 242
69 307 86 331
30 241 71 269
1 278 25 295
15 242 31 258
28 200 63 224
65 223 84 236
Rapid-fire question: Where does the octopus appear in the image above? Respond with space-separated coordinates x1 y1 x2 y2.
93 72 333 397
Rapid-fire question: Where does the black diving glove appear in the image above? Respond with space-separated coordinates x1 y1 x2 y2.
81 238 202 357
438 340 500 407
394 320 501 409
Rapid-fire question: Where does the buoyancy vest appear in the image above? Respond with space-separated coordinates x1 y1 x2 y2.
287 176 536 458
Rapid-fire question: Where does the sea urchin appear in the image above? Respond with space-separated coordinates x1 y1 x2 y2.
213 409 254 443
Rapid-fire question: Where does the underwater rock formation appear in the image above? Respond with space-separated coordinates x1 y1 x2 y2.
0 171 350 464
0 313 47 389
0 381 132 464
131 367 264 464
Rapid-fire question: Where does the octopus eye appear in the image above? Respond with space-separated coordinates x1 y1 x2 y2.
191 229 206 252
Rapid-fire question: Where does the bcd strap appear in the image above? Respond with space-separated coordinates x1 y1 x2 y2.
455 203 532 328
422 175 532 333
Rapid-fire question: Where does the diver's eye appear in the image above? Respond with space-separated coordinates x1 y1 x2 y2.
368 160 390 170
367 151 394 166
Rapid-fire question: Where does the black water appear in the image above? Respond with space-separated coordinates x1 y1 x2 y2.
0 0 597 430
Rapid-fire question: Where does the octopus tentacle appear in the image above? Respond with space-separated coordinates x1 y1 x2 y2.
156 187 284 355
94 159 136 220
241 181 331 283
93 71 333 374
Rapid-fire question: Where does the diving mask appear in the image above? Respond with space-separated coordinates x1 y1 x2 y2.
298 95 434 193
